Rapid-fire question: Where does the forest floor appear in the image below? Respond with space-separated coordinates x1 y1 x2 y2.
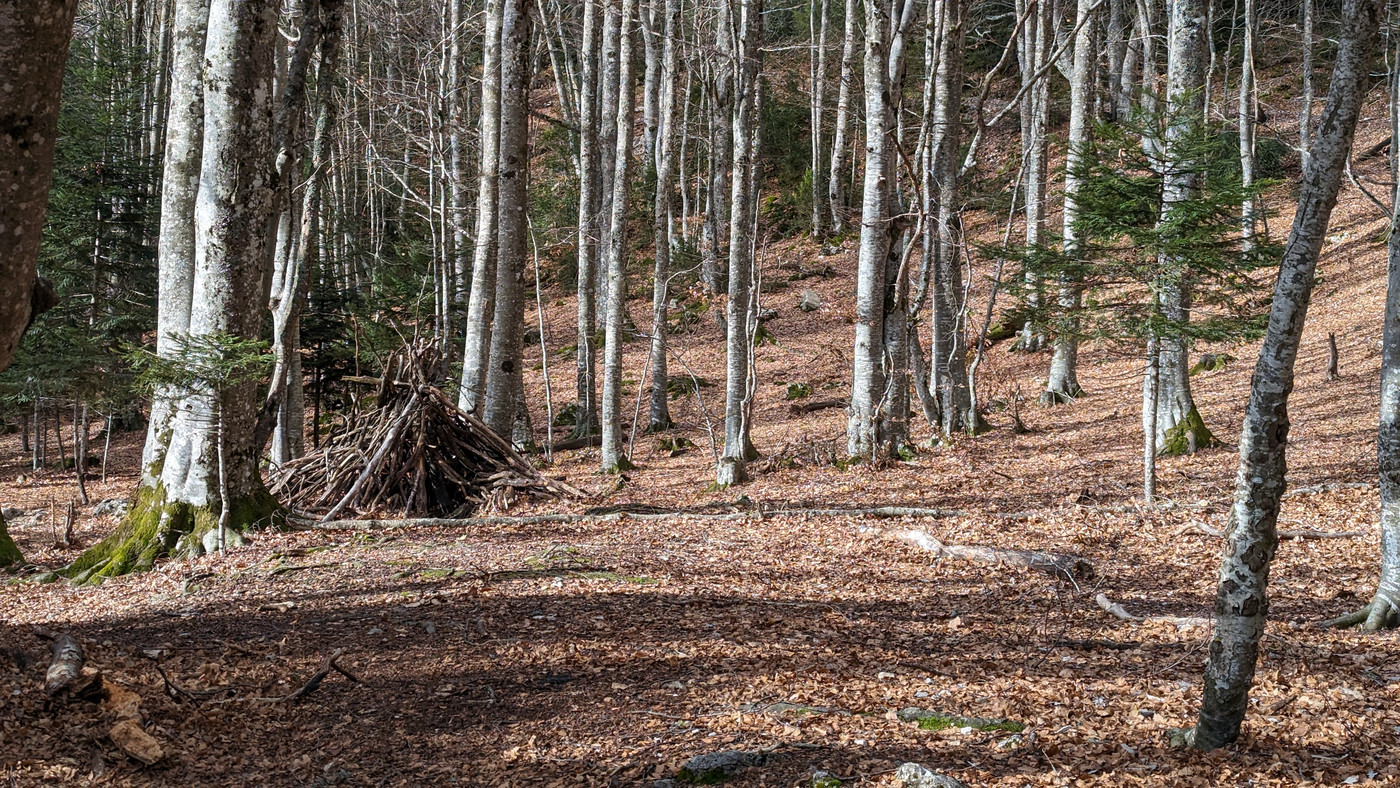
4 106 1400 788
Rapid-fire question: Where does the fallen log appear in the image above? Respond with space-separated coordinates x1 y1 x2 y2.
1095 593 1210 628
788 398 848 415
889 528 1094 580
44 633 85 697
304 505 975 532
1178 521 1364 540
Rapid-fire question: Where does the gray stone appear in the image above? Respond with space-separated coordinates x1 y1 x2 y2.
799 289 822 312
201 527 246 554
92 498 129 518
819 243 841 257
893 763 966 788
677 750 769 783
1 507 23 519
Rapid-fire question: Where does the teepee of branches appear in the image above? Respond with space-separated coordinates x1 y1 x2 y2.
270 344 582 519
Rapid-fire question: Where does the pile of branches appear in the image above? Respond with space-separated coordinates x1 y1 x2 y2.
270 344 582 519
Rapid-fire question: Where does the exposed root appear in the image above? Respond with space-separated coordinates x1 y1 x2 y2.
1322 597 1400 631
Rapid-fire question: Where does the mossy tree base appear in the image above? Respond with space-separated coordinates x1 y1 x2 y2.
65 484 280 584
0 514 24 571
1159 408 1218 456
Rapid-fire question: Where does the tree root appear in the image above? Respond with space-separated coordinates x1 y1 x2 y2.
1321 597 1399 631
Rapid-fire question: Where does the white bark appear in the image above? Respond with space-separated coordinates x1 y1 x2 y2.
1187 0 1382 750
459 0 504 414
827 0 858 232
600 0 639 472
142 0 209 483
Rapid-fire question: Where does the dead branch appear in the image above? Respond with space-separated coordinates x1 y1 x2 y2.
788 398 848 415
1095 593 1210 628
1178 521 1363 540
890 528 1094 580
250 649 351 703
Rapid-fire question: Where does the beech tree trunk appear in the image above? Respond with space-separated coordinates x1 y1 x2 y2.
142 0 209 484
1237 0 1257 250
929 0 973 437
573 0 602 439
827 0 858 232
600 0 639 473
848 0 914 459
1184 0 1381 749
483 0 534 446
459 0 504 415
1151 0 1212 456
647 0 681 433
75 0 285 583
1042 0 1093 404
715 0 764 487
1015 0 1049 353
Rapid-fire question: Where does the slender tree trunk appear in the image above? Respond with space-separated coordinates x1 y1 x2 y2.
1043 0 1093 404
595 1 622 317
930 0 972 436
809 0 829 237
647 0 681 433
1152 0 1213 455
601 0 639 473
483 0 534 445
573 0 603 438
1300 0 1314 169
459 0 504 415
1016 0 1048 352
1183 0 1382 749
848 0 894 460
827 0 858 231
715 0 763 487
1237 0 1257 250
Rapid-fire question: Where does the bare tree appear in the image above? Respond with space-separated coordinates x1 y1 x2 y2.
573 0 603 439
483 0 534 446
1042 0 1093 404
601 0 640 473
827 0 858 232
715 0 764 487
1182 0 1382 749
459 0 505 414
647 0 681 433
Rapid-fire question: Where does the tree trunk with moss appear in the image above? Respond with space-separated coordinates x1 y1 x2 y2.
71 0 283 583
1150 0 1213 455
1182 0 1381 749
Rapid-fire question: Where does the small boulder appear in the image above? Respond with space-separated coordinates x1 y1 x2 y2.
819 243 842 257
200 528 246 554
92 498 129 518
799 289 822 312
893 763 966 788
677 749 769 783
